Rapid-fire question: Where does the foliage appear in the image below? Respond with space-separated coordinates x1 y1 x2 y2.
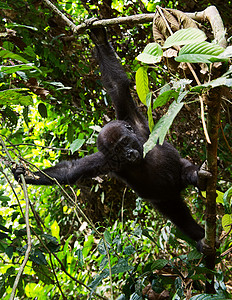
0 1 232 299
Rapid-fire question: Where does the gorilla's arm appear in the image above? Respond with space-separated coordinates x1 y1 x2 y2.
90 28 149 139
180 158 212 190
14 152 109 185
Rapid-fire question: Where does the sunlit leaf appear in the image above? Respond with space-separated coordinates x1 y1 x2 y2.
69 138 85 154
0 49 29 63
222 214 232 234
135 66 149 105
163 28 206 48
0 89 33 105
136 43 163 64
176 41 226 64
153 90 179 110
51 220 60 242
143 92 187 156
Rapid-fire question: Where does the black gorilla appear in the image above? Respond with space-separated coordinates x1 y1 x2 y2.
14 28 210 249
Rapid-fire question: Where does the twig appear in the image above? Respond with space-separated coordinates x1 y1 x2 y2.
0 136 32 300
220 122 232 155
9 174 31 300
49 253 67 300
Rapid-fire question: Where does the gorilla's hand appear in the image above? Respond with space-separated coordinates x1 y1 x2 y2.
197 237 219 254
197 161 212 191
12 165 26 182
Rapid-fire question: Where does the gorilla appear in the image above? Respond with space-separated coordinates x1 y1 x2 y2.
14 27 211 251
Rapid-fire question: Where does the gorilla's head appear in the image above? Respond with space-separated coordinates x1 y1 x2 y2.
97 121 143 165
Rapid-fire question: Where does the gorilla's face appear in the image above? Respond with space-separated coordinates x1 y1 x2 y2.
97 121 143 165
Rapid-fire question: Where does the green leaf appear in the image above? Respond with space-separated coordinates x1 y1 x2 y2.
123 245 136 255
83 235 94 257
88 269 109 290
191 77 232 92
5 246 14 259
153 90 179 110
216 190 224 204
38 103 47 118
222 214 232 234
190 294 231 299
187 249 203 260
135 66 149 105
23 106 29 127
75 249 84 267
69 138 85 154
163 28 207 48
0 63 41 74
151 259 169 270
146 92 154 131
111 258 133 274
30 249 47 265
51 220 60 241
103 230 112 244
223 186 232 214
0 89 33 105
176 41 226 64
67 124 74 143
136 43 163 64
143 92 186 156
32 265 53 284
0 49 29 63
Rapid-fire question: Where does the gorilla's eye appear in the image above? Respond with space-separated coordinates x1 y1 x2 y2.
125 124 133 132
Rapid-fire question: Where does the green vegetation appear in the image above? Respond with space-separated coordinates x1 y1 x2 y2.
0 1 232 299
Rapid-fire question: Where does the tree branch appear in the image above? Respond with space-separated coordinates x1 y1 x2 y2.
42 0 226 48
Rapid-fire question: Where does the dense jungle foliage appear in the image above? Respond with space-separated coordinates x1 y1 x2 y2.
0 0 232 299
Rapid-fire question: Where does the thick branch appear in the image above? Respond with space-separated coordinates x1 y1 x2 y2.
186 6 226 48
42 0 226 46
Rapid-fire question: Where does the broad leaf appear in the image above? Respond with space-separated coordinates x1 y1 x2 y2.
191 77 232 92
136 43 163 64
143 92 187 156
163 28 206 48
0 49 29 63
153 90 179 110
176 41 226 64
222 214 232 234
69 138 85 154
38 103 47 118
151 259 169 270
0 63 41 74
190 295 230 300
135 66 149 105
111 258 133 274
0 89 33 105
146 92 154 131
223 186 232 214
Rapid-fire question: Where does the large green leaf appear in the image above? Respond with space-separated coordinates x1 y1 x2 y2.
143 92 187 156
0 49 29 63
136 43 163 64
135 66 149 105
222 214 232 234
0 63 41 74
176 41 226 64
153 90 179 110
190 294 231 299
146 92 154 131
191 77 232 92
163 28 206 48
0 89 33 105
69 138 85 154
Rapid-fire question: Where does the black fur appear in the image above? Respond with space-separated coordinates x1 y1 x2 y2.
14 28 207 246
